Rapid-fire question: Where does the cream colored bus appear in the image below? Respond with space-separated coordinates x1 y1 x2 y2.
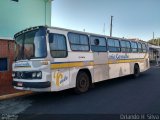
12 26 150 93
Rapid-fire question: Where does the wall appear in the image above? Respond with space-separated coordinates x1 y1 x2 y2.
0 0 52 95
0 0 51 38
0 39 17 95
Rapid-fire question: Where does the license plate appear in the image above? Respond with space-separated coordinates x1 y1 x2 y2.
17 82 23 87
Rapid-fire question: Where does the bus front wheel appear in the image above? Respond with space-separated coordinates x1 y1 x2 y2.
133 64 140 78
75 71 90 94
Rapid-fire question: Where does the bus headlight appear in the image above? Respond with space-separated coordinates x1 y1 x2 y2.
37 72 42 78
32 72 37 78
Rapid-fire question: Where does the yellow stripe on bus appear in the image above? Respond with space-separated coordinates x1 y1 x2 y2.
50 61 94 69
107 59 145 64
50 59 146 69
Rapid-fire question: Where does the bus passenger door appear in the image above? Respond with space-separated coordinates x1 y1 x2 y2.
90 36 109 82
49 33 70 91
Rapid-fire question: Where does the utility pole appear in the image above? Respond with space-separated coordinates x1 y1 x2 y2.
44 0 53 25
158 35 160 46
44 0 47 25
110 16 113 37
153 32 155 39
103 23 105 35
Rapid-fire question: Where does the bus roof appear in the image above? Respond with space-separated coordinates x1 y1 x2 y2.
14 25 147 44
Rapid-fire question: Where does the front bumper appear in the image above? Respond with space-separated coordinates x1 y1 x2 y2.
12 81 51 88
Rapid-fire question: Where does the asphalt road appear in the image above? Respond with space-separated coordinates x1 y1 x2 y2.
0 66 160 120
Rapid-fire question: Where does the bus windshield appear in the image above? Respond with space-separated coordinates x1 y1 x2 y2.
15 28 47 60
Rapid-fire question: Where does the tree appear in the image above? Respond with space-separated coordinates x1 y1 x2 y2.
148 38 160 46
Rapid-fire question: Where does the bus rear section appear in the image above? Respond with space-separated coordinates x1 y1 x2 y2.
107 37 150 79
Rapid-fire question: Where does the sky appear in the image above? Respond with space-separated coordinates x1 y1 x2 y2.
51 0 160 41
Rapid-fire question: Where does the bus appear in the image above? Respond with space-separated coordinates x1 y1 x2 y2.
12 26 150 93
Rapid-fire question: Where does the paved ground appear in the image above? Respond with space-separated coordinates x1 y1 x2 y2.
0 66 160 120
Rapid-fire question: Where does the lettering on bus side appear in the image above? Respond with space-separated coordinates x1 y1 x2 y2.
15 62 31 67
108 54 129 60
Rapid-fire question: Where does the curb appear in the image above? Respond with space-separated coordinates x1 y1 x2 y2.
0 91 33 101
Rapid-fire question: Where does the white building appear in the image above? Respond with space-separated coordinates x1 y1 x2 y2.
149 44 160 63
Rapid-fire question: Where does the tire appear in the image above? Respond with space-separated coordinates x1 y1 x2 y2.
133 64 140 78
74 71 90 94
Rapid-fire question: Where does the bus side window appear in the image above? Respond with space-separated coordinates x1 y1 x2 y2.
120 40 126 52
142 43 147 53
68 32 89 51
90 36 107 52
49 33 67 58
131 41 138 53
126 41 131 52
108 38 121 52
115 40 121 52
137 42 142 53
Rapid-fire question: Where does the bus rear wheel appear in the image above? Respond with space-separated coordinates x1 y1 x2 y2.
75 71 90 94
133 64 140 78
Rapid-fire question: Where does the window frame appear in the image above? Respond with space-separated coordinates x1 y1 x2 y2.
142 43 147 53
131 41 138 53
120 40 131 53
68 32 90 52
49 33 68 58
90 35 107 52
137 42 143 53
107 38 121 52
0 58 8 72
